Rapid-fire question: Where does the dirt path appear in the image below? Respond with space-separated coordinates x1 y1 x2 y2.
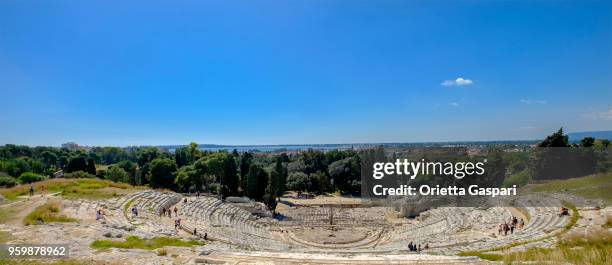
4 193 58 226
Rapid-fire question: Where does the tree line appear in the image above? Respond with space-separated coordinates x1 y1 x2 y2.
0 143 361 212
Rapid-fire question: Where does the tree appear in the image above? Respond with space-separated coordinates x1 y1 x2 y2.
580 137 595 147
187 142 201 163
116 160 138 185
246 164 268 200
286 172 311 195
239 152 253 193
538 128 569 147
174 148 189 168
18 172 44 184
287 159 306 173
310 171 330 194
223 155 239 196
271 155 287 198
533 128 597 180
263 188 278 213
41 151 57 169
328 157 360 194
66 156 87 173
86 158 97 175
5 159 30 177
149 158 178 189
175 165 200 192
0 173 17 187
58 156 69 170
105 166 129 183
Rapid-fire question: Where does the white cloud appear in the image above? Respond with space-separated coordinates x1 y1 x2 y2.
520 99 548 105
441 77 473 87
449 102 460 107
585 107 612 120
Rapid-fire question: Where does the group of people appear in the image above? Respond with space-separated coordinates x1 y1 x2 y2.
28 185 46 197
192 228 208 240
161 206 179 218
498 215 524 236
407 242 428 252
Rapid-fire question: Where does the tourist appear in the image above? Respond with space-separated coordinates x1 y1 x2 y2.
193 228 197 236
204 232 208 240
96 209 103 220
510 224 515 234
504 223 509 236
174 207 178 217
519 218 525 229
424 243 429 250
29 185 34 197
184 198 188 204
408 242 413 252
174 219 178 230
560 207 569 217
498 224 503 235
418 244 421 252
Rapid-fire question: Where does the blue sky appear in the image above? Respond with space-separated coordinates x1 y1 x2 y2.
1 1 611 146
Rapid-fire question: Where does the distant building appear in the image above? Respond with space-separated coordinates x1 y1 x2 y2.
61 142 80 151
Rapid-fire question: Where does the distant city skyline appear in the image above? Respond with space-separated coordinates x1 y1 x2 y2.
1 1 611 146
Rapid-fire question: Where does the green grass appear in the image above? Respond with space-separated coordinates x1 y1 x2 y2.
22 201 78 225
90 236 204 250
0 178 140 200
457 251 502 261
523 173 612 205
500 229 612 265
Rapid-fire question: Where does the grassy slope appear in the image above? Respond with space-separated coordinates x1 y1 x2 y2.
522 172 612 204
0 178 140 200
22 200 78 225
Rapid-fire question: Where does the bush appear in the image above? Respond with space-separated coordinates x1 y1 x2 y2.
105 166 129 183
0 174 17 187
17 172 44 184
63 171 96 179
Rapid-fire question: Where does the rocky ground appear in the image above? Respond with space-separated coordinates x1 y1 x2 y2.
0 190 609 265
